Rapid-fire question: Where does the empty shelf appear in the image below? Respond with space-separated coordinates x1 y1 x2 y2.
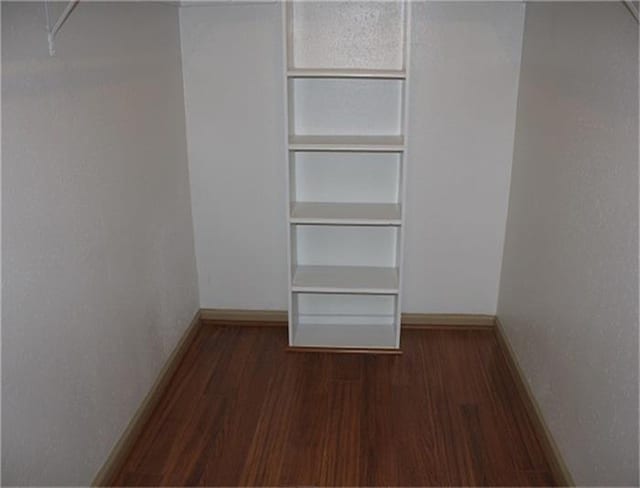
289 135 405 152
292 265 399 294
292 323 397 349
290 202 401 225
287 68 407 79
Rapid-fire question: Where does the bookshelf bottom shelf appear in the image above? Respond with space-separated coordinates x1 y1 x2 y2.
291 322 398 349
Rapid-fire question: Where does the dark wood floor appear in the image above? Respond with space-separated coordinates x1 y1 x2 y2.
111 324 556 486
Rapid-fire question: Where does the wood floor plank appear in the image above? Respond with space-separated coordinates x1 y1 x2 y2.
279 353 331 486
201 327 284 485
110 326 557 487
359 357 400 486
238 351 301 485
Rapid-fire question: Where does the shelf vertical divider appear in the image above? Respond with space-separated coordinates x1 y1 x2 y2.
282 1 295 345
395 0 411 348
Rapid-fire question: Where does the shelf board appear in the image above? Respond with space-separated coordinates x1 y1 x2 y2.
290 202 401 225
292 265 399 294
292 322 397 349
287 68 407 79
289 135 405 152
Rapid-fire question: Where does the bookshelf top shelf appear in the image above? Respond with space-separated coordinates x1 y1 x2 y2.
287 68 407 80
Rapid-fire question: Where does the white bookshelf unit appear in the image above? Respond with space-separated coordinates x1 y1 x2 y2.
283 1 411 351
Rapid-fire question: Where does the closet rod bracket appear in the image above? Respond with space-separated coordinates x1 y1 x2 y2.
45 0 80 56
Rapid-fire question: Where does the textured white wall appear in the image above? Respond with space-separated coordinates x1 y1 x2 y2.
498 3 638 485
180 1 524 313
404 1 524 312
180 3 287 310
2 2 199 485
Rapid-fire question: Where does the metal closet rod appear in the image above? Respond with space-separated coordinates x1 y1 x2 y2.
46 0 80 56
